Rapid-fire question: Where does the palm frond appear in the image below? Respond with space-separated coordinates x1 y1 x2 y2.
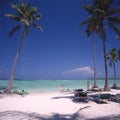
5 14 21 21
83 5 95 14
35 14 41 20
106 48 119 67
11 3 24 17
94 0 112 11
80 19 89 26
84 28 91 37
32 22 43 31
108 16 120 23
30 7 37 15
106 54 110 59
8 25 21 37
109 22 120 36
6 2 42 37
108 6 120 15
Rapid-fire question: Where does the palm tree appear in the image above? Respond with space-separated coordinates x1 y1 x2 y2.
83 0 120 91
106 48 118 88
80 16 99 88
4 2 43 93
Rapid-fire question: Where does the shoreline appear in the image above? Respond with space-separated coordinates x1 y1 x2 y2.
1 79 120 93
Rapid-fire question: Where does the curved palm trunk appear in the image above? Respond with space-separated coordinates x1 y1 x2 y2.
112 62 117 88
92 32 98 88
4 26 26 93
103 41 109 91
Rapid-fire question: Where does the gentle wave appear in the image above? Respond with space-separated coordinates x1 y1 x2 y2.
0 79 120 93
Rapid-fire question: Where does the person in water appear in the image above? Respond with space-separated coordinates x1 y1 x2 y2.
87 81 90 90
61 84 64 92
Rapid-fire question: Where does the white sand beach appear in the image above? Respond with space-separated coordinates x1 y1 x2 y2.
0 89 120 120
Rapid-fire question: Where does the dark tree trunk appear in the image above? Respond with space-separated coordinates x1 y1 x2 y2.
103 41 109 91
4 26 26 93
92 32 98 88
112 62 117 88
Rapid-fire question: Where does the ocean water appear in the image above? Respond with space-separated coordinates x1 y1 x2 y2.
0 79 120 93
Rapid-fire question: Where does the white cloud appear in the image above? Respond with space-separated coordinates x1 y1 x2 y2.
63 66 94 76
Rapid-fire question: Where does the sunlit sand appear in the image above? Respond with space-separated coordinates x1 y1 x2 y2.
0 89 120 120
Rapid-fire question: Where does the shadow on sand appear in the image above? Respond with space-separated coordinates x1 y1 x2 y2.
52 95 73 100
52 94 90 103
0 107 84 120
0 109 120 120
0 106 90 120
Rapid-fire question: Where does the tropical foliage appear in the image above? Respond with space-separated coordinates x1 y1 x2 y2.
82 0 120 91
4 2 43 93
107 48 119 88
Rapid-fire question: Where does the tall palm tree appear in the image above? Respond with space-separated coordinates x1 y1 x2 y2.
80 16 99 88
4 2 43 93
106 48 118 88
83 0 120 91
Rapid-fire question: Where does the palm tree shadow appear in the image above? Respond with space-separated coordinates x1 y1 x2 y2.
52 95 73 100
0 108 120 120
52 94 90 103
0 106 90 120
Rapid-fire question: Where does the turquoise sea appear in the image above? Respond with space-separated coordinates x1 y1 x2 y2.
0 79 120 93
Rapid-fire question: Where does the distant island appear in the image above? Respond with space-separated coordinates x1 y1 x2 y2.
88 78 120 80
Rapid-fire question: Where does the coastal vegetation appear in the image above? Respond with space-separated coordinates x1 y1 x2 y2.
81 0 120 91
4 2 43 93
107 48 120 89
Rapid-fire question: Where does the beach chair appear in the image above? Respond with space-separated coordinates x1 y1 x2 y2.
110 94 120 103
100 93 110 99
92 94 108 104
92 95 100 103
73 89 88 102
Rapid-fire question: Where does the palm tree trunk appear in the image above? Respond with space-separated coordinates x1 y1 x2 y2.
4 26 26 93
103 41 109 91
92 32 97 88
112 62 117 88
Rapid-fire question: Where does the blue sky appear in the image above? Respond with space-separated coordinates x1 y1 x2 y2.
0 0 120 80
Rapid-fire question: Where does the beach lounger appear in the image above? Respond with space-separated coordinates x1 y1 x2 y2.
92 94 108 104
73 89 88 102
110 94 120 103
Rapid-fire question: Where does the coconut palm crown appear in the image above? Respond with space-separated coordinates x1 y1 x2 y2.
5 2 43 37
4 2 43 93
